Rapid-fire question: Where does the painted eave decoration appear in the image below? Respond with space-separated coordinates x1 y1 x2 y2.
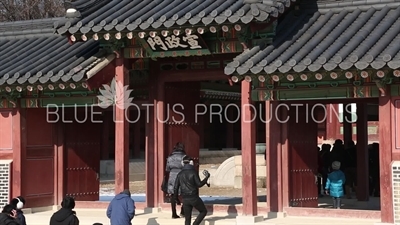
57 0 296 42
224 0 400 83
0 18 116 94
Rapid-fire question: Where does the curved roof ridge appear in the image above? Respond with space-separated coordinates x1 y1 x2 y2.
0 17 62 37
302 0 400 10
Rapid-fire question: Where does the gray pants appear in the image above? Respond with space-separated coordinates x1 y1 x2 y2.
332 197 341 209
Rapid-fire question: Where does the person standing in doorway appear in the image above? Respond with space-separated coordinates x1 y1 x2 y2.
165 142 186 218
49 196 79 225
174 155 210 225
325 161 346 209
106 189 135 225
10 196 27 225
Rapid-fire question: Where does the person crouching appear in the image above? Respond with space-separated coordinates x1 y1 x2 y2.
325 161 346 209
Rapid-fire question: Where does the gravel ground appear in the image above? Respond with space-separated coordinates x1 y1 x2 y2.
100 181 266 197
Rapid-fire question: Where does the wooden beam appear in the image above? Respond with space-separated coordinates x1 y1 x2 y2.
145 63 158 207
379 93 393 223
114 56 130 194
159 69 228 82
241 81 257 216
156 79 165 204
54 121 65 205
356 103 369 201
280 106 289 209
266 101 284 212
12 107 26 197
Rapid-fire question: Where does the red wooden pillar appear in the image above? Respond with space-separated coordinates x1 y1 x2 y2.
156 80 165 204
114 56 130 194
54 121 65 205
343 103 353 146
12 107 26 197
240 81 257 216
266 101 284 212
379 93 393 223
145 64 158 208
356 103 369 201
226 106 234 148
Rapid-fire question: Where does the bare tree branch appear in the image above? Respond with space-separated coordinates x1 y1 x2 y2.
0 0 65 22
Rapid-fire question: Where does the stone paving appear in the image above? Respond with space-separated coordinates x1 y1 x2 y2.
24 208 380 225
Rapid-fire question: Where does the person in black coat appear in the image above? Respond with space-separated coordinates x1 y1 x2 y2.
49 196 79 225
165 142 186 218
0 204 19 225
10 196 27 225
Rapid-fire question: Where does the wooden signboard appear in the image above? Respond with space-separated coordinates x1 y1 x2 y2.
141 33 211 57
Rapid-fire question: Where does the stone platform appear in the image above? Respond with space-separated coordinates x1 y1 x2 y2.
24 208 380 225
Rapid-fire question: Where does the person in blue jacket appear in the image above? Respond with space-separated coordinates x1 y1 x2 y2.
325 161 346 209
106 189 135 225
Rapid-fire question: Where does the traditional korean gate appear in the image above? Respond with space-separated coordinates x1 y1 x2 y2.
288 104 318 207
64 108 101 201
164 82 201 168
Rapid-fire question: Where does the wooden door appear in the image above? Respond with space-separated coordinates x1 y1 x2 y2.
165 82 201 169
288 104 318 207
64 108 101 201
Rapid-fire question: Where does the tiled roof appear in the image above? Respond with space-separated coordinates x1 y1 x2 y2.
224 0 400 76
0 18 113 88
56 0 296 35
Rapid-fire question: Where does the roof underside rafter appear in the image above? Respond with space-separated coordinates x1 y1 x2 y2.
56 0 297 38
224 0 400 78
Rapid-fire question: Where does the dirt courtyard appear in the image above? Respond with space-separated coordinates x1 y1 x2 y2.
100 181 266 197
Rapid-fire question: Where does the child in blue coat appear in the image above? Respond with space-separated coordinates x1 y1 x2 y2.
325 161 346 209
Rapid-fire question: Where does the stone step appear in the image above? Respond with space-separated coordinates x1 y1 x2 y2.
25 210 239 225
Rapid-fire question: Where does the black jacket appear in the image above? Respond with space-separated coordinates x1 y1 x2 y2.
49 208 79 225
0 213 19 225
174 164 209 198
16 210 26 225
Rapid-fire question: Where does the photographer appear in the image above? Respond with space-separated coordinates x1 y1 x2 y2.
174 155 210 225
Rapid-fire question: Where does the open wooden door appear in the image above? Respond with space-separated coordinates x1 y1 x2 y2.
288 104 318 207
164 82 201 168
64 108 101 201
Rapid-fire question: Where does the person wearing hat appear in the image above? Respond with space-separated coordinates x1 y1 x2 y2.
106 189 135 225
174 155 210 225
325 161 346 209
10 196 26 225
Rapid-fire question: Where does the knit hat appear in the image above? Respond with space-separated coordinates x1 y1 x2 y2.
332 161 341 170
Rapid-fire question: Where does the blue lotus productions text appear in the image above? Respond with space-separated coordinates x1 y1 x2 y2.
45 103 356 124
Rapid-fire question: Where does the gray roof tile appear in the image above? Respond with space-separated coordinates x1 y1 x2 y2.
0 19 111 87
56 0 295 35
225 0 400 75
